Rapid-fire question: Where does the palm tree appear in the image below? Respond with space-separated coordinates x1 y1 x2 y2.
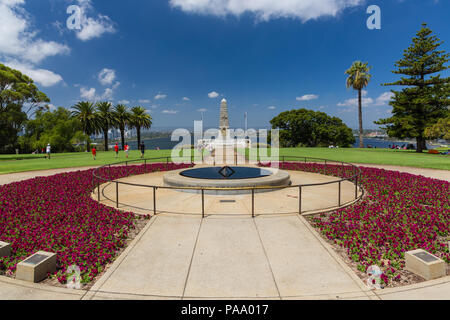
130 106 153 148
113 104 130 150
345 61 372 148
71 101 98 152
96 102 114 151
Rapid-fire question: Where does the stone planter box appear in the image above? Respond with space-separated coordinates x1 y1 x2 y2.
405 249 446 281
16 251 57 283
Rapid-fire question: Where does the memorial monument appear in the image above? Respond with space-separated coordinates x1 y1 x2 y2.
198 98 250 150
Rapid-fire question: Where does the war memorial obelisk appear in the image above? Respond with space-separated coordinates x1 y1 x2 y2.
219 98 230 139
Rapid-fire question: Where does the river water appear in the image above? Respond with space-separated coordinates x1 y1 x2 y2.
126 137 433 150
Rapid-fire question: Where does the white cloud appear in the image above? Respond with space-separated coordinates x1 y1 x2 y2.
208 91 219 98
74 0 116 41
374 92 394 106
183 97 190 101
337 97 374 107
80 87 97 101
162 109 178 114
197 108 207 112
170 0 364 22
4 60 63 87
98 68 116 85
0 0 70 63
155 93 167 100
80 86 115 101
296 94 318 101
138 99 151 103
47 103 57 111
118 100 130 104
268 106 276 110
337 91 394 108
0 0 68 87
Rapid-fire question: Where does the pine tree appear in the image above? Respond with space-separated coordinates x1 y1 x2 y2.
376 23 450 153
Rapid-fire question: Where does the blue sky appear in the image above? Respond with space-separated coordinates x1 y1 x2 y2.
1 0 449 130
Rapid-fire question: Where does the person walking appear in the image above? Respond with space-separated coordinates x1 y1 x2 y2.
124 143 130 158
114 143 119 158
92 146 97 160
140 142 145 158
46 143 51 159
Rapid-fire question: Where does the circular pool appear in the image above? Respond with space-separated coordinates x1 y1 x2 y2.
164 166 291 195
180 166 273 180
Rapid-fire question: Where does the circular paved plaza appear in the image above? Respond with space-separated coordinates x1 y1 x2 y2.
0 164 449 300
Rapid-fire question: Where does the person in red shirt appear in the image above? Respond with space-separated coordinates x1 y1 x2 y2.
92 147 97 160
114 143 119 158
124 144 129 158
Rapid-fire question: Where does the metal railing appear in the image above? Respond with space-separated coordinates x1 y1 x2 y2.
92 155 363 218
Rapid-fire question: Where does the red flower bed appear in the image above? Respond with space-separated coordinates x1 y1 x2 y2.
0 162 191 284
263 162 450 285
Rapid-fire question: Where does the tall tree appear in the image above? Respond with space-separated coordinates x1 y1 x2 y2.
71 101 98 152
345 61 372 148
270 109 355 148
376 24 450 153
20 107 84 153
130 106 153 148
0 63 50 153
113 104 131 150
96 101 114 151
425 115 450 140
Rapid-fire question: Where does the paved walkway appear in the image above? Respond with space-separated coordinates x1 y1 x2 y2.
0 163 448 300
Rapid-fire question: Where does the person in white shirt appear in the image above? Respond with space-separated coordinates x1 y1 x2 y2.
46 144 51 159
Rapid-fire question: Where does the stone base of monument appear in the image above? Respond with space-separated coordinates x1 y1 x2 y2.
0 241 11 257
16 251 57 283
405 249 446 281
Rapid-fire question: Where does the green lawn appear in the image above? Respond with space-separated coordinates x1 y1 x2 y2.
243 147 450 170
0 149 204 174
0 147 448 174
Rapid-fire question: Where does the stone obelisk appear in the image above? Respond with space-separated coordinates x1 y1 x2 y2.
219 98 229 139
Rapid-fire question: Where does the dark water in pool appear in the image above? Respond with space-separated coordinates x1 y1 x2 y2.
180 167 273 180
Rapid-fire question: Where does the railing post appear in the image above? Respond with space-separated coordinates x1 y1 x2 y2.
97 179 100 202
355 176 358 200
252 189 255 218
338 180 341 207
202 189 205 219
153 187 157 216
116 181 119 208
299 186 302 215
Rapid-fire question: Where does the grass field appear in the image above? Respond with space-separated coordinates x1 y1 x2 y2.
0 147 448 174
0 150 188 174
243 147 450 171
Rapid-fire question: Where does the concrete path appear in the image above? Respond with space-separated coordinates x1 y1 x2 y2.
86 214 372 300
0 163 448 300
